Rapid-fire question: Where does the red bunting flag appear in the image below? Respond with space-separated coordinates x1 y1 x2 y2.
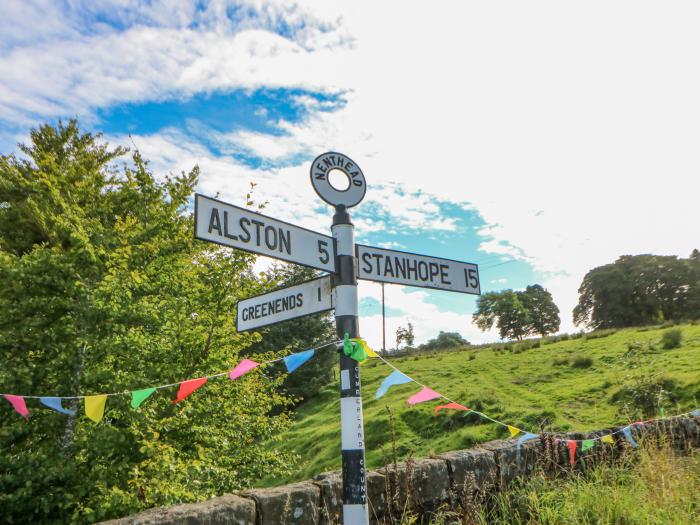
173 377 208 404
434 402 471 414
567 440 577 466
3 395 29 420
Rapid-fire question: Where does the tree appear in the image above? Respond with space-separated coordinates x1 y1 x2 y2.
0 121 296 523
419 331 469 351
395 322 415 351
473 286 560 340
574 254 699 329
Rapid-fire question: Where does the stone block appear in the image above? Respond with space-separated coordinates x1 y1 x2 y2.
437 448 497 497
376 458 450 514
244 482 320 525
99 494 256 525
478 438 539 485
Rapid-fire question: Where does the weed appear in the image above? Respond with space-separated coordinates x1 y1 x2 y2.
571 356 593 369
661 328 683 349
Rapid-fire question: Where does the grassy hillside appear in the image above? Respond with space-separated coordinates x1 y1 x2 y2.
261 323 700 486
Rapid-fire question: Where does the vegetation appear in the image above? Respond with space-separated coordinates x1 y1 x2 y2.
473 284 560 340
418 331 469 352
261 323 700 485
0 122 299 523
574 252 700 329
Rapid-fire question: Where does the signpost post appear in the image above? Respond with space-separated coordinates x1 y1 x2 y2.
194 150 480 525
311 152 369 524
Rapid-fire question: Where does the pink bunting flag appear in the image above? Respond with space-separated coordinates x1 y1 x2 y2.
408 387 441 406
434 402 471 414
567 440 577 466
3 395 29 420
229 359 260 381
173 377 208 404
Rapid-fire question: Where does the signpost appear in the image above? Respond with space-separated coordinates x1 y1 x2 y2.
195 194 336 273
356 244 480 295
236 276 333 332
195 150 480 525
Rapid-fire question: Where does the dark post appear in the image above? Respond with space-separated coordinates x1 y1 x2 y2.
332 204 369 524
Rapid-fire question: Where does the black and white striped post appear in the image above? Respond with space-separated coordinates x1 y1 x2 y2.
310 152 369 525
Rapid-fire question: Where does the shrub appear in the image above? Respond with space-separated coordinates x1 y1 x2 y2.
584 328 618 340
661 328 682 349
571 356 594 368
611 376 678 418
552 357 570 366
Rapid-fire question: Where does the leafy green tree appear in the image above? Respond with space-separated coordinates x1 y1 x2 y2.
395 322 415 351
473 286 559 340
521 284 561 336
419 331 469 351
574 254 699 329
0 121 295 523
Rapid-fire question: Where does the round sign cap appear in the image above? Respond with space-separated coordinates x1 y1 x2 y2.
310 152 366 208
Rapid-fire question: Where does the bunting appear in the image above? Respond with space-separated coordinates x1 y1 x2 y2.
622 426 638 448
434 402 470 414
229 359 260 381
40 397 76 415
351 338 379 358
131 388 156 409
581 439 595 452
507 425 521 438
516 432 538 463
283 349 315 373
375 370 412 399
691 409 700 417
3 395 29 420
601 434 615 444
567 440 577 466
173 378 207 404
407 387 441 406
343 333 367 362
85 394 107 423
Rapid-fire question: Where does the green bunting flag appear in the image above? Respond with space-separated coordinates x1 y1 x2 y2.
131 387 156 409
581 439 595 452
343 333 367 362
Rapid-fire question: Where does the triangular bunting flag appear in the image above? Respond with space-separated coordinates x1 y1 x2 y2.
434 402 471 414
658 406 665 418
516 433 538 463
622 426 638 448
40 397 76 415
351 338 379 358
507 425 521 438
85 394 107 423
343 333 367 363
173 377 207 404
567 440 577 466
131 388 156 409
691 409 700 417
601 434 615 444
581 439 595 452
375 370 413 399
3 395 29 420
283 349 315 373
229 359 260 381
407 387 441 406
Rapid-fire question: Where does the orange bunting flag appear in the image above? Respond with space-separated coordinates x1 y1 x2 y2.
434 402 471 414
567 440 577 466
173 377 208 404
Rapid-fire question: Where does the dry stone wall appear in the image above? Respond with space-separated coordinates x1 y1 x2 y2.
102 415 700 525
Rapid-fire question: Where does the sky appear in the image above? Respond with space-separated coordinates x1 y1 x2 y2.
1 1 699 348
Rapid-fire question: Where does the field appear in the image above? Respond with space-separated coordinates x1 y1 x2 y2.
260 323 700 486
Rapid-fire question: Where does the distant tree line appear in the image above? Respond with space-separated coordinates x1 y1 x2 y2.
574 252 700 329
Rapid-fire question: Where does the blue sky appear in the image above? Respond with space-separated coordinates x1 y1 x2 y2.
1 1 699 346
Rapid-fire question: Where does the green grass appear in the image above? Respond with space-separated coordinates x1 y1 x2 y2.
260 324 700 486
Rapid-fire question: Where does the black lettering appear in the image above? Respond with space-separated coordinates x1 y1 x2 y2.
323 158 334 168
352 179 363 186
296 293 303 307
255 304 261 318
251 220 264 247
371 253 383 275
440 264 451 285
248 307 255 319
275 298 282 313
279 228 291 254
418 262 429 281
395 257 406 279
208 208 222 235
314 172 326 180
406 258 418 280
429 262 440 282
282 296 289 310
264 226 277 251
223 211 238 240
384 256 394 277
242 308 249 321
316 162 327 173
239 218 251 242
362 252 373 273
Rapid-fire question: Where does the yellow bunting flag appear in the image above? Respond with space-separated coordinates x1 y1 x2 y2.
84 394 107 423
508 425 521 438
352 338 379 358
601 435 615 444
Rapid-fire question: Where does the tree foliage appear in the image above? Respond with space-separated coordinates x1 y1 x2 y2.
573 254 700 329
395 322 415 351
473 285 560 340
0 121 296 523
418 331 469 351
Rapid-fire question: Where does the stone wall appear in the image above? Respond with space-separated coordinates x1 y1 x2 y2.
101 414 700 525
